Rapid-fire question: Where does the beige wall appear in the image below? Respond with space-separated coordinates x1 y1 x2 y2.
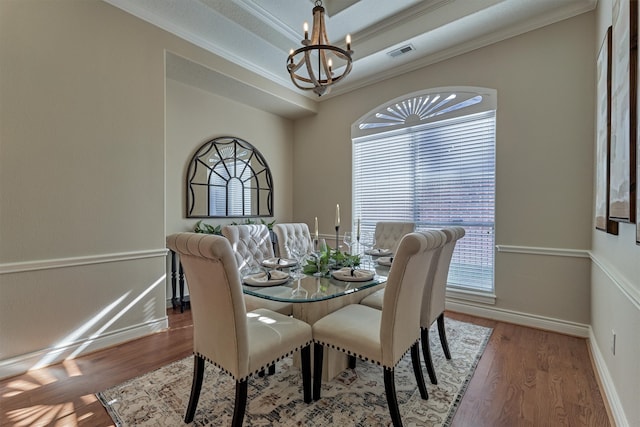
0 0 298 377
2 2 638 423
591 1 640 425
165 77 294 298
294 12 595 325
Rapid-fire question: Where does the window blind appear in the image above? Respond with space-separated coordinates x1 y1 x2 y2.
353 111 495 292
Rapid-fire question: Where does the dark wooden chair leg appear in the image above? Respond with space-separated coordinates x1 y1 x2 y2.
184 355 205 423
437 313 451 359
348 354 356 369
301 344 312 403
313 343 324 401
231 379 248 427
383 368 403 427
411 342 429 400
421 328 438 384
268 364 276 375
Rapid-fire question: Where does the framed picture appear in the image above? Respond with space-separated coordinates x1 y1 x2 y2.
596 27 619 234
610 0 637 223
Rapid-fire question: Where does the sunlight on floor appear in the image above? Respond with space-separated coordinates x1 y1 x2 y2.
8 402 75 426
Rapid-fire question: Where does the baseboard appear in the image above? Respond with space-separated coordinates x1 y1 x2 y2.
446 299 590 337
0 316 168 381
588 327 629 427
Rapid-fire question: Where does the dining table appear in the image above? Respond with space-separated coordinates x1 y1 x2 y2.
242 261 390 380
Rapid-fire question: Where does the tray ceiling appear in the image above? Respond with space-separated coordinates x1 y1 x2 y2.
105 0 596 103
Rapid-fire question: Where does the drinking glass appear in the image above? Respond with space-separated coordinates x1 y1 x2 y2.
360 232 376 253
343 231 356 255
313 239 328 277
290 246 308 280
359 232 376 268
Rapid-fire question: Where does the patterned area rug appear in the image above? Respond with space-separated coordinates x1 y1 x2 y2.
97 318 491 426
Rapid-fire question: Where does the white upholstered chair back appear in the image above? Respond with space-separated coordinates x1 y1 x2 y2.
221 224 274 271
273 223 314 258
373 222 416 253
421 226 465 328
167 233 313 425
166 233 250 378
379 229 446 367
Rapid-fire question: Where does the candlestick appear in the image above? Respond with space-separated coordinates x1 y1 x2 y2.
335 225 340 254
356 218 361 240
314 216 319 241
335 204 340 227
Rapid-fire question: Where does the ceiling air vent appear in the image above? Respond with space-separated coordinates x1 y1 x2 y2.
387 44 415 58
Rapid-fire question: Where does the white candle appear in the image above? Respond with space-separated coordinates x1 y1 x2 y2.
356 218 360 240
335 204 340 228
314 217 319 240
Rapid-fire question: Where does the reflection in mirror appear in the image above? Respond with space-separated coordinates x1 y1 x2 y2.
186 136 273 218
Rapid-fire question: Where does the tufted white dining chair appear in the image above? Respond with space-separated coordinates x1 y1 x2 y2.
312 230 447 427
166 233 312 427
360 226 465 385
273 223 314 259
222 224 293 315
221 224 275 271
373 221 416 253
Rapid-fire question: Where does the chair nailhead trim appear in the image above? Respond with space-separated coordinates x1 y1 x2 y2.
194 339 312 382
312 338 420 370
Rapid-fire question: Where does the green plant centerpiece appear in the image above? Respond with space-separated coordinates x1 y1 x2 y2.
193 219 275 235
302 247 360 275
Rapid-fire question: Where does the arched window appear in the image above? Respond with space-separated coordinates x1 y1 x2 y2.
186 136 273 218
352 87 496 294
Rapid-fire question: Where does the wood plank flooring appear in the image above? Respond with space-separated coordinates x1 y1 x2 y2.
0 310 611 426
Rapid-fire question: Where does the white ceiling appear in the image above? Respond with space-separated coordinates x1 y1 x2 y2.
104 0 596 115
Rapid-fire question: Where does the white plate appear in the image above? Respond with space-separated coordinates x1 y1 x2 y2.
365 248 393 257
377 256 393 267
243 271 290 287
331 268 375 282
262 257 297 268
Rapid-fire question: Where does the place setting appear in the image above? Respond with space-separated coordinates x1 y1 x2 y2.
262 256 297 269
242 261 292 287
330 266 375 282
376 256 394 267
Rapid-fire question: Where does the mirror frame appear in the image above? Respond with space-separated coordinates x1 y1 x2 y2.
185 136 274 218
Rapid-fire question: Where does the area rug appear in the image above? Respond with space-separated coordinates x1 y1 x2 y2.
97 318 491 426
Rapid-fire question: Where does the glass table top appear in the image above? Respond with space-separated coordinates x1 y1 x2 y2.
242 265 389 303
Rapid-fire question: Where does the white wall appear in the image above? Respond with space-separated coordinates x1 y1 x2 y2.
590 2 640 425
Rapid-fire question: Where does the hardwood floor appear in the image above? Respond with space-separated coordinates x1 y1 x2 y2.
0 310 611 427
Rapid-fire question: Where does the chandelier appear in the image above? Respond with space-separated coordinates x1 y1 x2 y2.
286 0 353 96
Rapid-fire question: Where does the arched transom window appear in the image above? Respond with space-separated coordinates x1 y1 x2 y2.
352 87 496 294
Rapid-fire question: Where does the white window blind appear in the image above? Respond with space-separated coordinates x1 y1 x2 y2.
353 109 495 292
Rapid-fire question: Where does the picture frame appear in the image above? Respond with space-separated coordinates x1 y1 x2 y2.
596 27 619 234
609 0 637 224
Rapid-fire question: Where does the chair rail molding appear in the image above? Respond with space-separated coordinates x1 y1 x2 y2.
0 249 168 275
589 251 640 310
496 244 590 258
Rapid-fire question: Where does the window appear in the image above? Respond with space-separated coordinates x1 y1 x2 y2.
352 87 496 293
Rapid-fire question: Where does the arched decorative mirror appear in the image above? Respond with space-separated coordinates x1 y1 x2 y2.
186 136 274 218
